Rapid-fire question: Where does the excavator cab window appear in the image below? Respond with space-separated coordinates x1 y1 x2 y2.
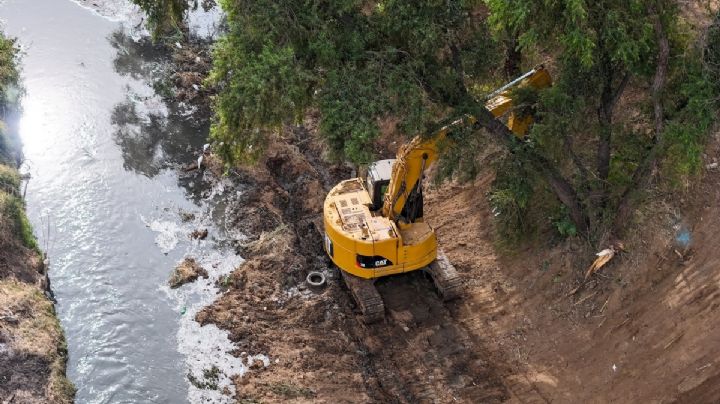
366 159 394 211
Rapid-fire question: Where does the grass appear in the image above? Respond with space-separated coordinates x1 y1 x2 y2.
0 189 39 252
0 162 20 191
0 280 75 403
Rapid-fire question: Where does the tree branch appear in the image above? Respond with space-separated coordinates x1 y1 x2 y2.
610 0 670 240
611 73 631 114
564 134 591 182
468 102 590 235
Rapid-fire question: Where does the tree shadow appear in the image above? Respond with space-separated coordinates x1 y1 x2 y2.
107 28 210 181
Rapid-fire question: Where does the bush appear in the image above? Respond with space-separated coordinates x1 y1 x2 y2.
0 191 39 252
0 163 20 193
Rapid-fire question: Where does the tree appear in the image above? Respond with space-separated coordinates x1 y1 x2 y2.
0 33 22 166
136 0 718 242
208 0 502 164
132 0 193 39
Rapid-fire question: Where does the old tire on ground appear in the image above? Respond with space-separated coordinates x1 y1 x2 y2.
306 271 326 291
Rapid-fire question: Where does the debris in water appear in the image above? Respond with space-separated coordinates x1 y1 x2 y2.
169 257 209 288
180 211 196 222
190 228 209 240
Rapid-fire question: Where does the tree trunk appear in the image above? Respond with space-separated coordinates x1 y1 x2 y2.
538 157 590 235
595 58 630 215
610 1 670 238
504 37 522 80
596 63 615 186
470 104 590 235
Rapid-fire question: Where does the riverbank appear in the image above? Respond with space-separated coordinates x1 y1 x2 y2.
0 33 74 403
163 8 720 401
191 119 720 403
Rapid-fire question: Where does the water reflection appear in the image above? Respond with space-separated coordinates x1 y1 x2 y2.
0 0 238 402
109 28 209 179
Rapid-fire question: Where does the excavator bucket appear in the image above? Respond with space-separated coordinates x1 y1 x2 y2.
485 66 552 138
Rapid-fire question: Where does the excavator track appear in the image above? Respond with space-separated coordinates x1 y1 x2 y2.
340 270 385 323
425 250 463 301
308 215 385 323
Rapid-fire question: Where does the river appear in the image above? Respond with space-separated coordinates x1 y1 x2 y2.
0 1 247 402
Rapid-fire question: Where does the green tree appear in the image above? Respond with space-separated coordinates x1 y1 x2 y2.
485 0 718 239
135 0 718 242
132 0 193 39
0 33 21 166
207 0 502 164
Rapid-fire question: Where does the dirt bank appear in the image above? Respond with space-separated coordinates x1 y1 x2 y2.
192 122 516 403
0 125 74 403
424 129 720 403
187 114 720 403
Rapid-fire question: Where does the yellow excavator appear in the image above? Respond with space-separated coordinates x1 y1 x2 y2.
322 66 552 322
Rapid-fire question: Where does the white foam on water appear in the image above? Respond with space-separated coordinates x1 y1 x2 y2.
69 0 144 26
141 216 184 254
163 248 273 403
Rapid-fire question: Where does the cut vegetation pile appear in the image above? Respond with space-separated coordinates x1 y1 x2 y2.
0 32 74 403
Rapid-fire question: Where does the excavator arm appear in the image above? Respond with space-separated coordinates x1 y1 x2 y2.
381 66 552 222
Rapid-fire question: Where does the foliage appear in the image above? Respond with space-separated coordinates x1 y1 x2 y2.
661 34 720 182
0 192 39 251
0 33 20 112
208 0 502 165
0 33 21 166
553 207 578 238
488 158 536 241
132 0 193 39
706 11 720 82
0 163 20 191
483 0 719 239
138 1 719 243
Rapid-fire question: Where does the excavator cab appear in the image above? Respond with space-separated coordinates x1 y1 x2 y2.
366 159 394 211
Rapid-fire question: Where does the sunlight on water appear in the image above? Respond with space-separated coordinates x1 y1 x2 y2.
1 0 243 402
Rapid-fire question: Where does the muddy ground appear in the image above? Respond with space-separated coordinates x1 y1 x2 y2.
184 114 720 403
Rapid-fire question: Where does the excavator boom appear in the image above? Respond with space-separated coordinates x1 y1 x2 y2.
382 66 552 223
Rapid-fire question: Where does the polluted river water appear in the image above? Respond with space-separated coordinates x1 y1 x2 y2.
0 0 259 402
